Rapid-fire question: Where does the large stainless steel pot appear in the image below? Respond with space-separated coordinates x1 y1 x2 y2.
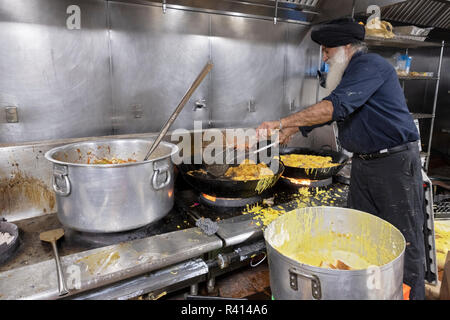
264 206 406 300
45 139 178 233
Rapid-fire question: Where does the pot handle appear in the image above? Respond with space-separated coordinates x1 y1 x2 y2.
52 164 71 197
288 267 322 300
152 161 172 190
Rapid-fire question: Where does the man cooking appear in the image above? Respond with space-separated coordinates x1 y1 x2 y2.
257 18 426 300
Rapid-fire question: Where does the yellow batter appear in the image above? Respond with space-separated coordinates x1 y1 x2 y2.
266 208 402 270
434 220 450 269
277 241 373 270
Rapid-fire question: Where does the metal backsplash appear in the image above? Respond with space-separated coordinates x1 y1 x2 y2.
108 3 211 134
0 0 339 221
0 0 113 143
0 0 324 143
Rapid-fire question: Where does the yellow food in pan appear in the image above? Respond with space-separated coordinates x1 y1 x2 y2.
280 154 339 168
225 159 274 181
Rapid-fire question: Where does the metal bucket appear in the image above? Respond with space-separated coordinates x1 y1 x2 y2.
264 206 406 300
45 139 179 233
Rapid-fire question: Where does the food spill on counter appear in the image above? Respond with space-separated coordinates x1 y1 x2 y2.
76 248 123 275
243 186 347 227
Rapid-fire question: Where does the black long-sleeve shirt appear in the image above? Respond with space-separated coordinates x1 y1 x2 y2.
300 51 419 154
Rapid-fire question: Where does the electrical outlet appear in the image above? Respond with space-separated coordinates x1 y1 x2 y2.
5 106 18 123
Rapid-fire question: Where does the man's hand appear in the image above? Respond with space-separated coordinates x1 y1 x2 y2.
256 120 281 140
279 127 299 146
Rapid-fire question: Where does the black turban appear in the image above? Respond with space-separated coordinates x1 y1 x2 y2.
311 18 365 48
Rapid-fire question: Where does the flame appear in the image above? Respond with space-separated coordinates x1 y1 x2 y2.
202 193 217 202
283 176 311 186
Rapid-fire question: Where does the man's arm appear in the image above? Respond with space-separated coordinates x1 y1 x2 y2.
257 100 333 133
281 100 333 128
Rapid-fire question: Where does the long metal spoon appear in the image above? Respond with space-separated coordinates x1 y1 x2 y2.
40 228 69 296
143 61 213 161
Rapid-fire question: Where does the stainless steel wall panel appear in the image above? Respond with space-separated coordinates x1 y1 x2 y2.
108 3 211 134
209 15 287 128
0 0 113 143
283 25 337 151
284 24 311 114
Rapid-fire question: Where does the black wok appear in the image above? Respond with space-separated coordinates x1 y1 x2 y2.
279 147 349 180
177 157 284 198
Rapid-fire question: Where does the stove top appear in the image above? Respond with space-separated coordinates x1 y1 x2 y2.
0 175 350 300
0 177 349 274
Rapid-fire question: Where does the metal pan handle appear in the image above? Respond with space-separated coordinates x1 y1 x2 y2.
289 267 322 300
152 161 172 190
52 164 71 197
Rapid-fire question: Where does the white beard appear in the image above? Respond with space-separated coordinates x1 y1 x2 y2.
326 46 350 92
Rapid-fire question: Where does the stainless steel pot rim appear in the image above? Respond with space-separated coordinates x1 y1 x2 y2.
44 138 179 168
263 206 406 272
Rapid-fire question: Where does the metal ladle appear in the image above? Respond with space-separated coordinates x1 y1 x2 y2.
40 228 69 296
143 61 213 161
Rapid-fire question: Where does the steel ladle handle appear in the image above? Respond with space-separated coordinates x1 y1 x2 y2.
144 61 213 161
51 241 69 296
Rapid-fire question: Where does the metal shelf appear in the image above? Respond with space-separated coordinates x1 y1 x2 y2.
399 76 439 81
365 36 442 49
385 40 446 172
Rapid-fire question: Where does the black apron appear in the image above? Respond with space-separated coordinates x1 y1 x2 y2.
347 143 426 300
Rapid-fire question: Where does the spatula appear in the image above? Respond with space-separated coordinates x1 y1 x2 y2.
40 228 69 296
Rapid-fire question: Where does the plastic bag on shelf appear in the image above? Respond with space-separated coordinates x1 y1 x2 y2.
364 17 395 39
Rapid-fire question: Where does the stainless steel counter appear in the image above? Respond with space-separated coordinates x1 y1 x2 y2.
0 225 222 300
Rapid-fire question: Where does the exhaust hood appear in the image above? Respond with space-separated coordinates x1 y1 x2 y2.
378 0 450 30
353 0 450 40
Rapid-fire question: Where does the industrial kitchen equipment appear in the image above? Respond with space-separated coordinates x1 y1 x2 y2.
45 139 179 233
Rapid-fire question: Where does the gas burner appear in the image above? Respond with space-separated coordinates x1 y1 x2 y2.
199 193 262 208
280 176 333 189
62 214 185 248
